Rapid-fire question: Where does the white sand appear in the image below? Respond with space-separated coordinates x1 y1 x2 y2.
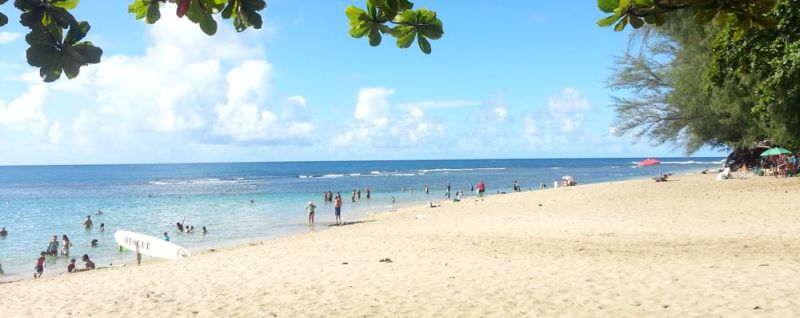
2 173 800 317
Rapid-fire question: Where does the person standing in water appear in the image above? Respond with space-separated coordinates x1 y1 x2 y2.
46 235 59 255
334 193 343 226
306 201 316 225
365 186 370 199
61 234 72 256
82 215 93 229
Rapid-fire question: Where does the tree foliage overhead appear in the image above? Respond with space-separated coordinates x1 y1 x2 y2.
609 16 760 153
345 0 443 54
597 0 778 38
13 0 102 82
0 0 442 82
609 0 800 153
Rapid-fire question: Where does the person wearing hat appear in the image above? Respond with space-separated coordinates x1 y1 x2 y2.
306 201 316 225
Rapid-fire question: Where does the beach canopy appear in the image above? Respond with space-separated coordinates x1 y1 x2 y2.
561 175 574 183
760 147 791 157
637 158 660 167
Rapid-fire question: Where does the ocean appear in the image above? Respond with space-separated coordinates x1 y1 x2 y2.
0 157 722 281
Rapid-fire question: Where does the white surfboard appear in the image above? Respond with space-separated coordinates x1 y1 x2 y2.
114 230 191 260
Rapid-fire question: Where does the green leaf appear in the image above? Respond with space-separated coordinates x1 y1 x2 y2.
186 0 217 34
349 26 369 38
417 33 430 54
418 23 442 40
367 25 381 46
628 15 644 28
199 14 217 34
597 13 620 27
26 44 59 67
395 27 414 48
128 0 149 20
62 59 80 79
25 28 51 45
0 12 8 27
72 41 103 63
20 10 44 28
244 10 262 29
614 16 627 31
598 0 620 13
146 1 161 24
396 0 413 11
221 0 236 19
45 7 78 28
14 0 37 11
346 5 368 28
240 0 265 11
64 21 89 45
51 0 79 10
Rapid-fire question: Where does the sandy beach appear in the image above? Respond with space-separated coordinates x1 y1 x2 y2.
2 173 799 317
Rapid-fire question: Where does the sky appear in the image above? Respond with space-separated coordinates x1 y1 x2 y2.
0 1 727 165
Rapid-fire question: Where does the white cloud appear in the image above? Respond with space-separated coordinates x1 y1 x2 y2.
286 96 307 107
0 31 21 44
0 9 316 161
0 84 65 151
213 60 314 142
0 85 48 128
548 88 591 114
395 99 481 109
521 88 593 148
334 87 445 148
354 87 394 124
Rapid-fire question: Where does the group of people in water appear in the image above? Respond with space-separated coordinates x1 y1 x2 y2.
20 213 106 279
170 219 208 240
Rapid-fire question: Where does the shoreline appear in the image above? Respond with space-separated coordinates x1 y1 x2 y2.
3 173 800 316
0 169 706 284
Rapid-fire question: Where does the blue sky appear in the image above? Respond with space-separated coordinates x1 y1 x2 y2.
0 1 726 165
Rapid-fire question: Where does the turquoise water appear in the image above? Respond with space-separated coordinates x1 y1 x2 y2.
0 158 722 281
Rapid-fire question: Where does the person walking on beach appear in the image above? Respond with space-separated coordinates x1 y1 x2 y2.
34 252 46 278
306 201 316 225
61 234 72 256
83 215 93 229
334 194 343 226
477 181 486 197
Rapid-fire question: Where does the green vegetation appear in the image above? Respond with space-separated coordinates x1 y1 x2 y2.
608 0 800 152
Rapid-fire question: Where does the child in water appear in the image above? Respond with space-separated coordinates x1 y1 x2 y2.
34 252 46 278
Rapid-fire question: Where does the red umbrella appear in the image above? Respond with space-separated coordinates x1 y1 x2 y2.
638 158 660 167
